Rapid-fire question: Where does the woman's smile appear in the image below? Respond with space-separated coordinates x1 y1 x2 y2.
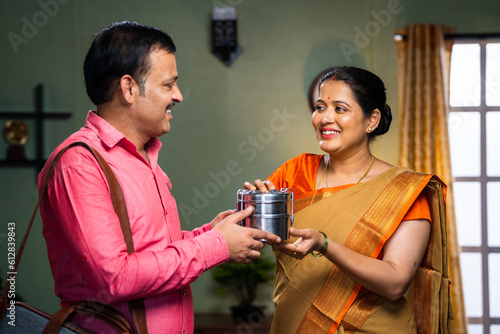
321 127 340 139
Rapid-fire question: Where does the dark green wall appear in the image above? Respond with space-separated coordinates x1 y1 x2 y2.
1 0 499 315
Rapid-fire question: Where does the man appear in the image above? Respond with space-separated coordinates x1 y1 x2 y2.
38 21 280 333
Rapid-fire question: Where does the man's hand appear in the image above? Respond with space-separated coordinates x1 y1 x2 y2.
210 209 236 229
214 206 281 263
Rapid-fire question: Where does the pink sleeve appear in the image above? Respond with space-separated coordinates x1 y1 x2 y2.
181 223 212 239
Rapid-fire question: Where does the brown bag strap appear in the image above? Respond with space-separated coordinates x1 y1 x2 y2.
71 143 148 334
128 299 148 333
0 142 148 333
43 301 135 334
82 143 134 253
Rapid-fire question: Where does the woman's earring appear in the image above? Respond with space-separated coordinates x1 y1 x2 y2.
368 128 372 132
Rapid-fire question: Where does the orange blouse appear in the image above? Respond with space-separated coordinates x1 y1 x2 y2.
268 153 431 222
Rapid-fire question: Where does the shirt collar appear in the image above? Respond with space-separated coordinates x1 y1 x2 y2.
85 110 163 155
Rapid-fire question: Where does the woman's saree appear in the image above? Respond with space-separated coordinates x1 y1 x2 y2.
269 164 454 333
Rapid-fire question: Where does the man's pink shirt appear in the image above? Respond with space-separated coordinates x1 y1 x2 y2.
38 111 229 333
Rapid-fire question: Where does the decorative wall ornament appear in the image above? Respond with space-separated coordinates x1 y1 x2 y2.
211 6 242 66
3 119 29 160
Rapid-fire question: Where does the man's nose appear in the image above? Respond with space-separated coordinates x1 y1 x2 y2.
173 85 183 103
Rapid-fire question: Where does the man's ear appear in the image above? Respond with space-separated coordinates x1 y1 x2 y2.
118 75 139 104
367 108 381 133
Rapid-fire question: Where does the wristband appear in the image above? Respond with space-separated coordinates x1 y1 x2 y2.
311 230 328 258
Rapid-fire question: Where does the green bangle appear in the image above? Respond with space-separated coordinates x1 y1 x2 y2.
311 231 328 258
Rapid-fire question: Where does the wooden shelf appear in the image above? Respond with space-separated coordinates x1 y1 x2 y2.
0 112 72 119
0 160 43 167
0 84 72 179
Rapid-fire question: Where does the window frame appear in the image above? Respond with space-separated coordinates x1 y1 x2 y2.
449 36 500 333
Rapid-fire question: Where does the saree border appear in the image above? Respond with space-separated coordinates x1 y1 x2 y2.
296 171 432 333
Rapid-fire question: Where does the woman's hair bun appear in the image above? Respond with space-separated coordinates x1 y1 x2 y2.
373 104 392 136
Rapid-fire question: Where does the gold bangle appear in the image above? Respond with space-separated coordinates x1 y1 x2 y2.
311 231 328 258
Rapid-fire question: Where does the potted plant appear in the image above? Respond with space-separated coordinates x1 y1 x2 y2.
211 252 275 322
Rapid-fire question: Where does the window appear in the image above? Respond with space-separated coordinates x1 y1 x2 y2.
449 38 500 334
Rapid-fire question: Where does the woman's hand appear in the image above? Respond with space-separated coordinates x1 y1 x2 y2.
273 227 325 259
243 179 276 193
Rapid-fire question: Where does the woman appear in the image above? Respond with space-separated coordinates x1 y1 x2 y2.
245 67 453 333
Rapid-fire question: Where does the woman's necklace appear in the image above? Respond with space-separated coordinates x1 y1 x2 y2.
356 154 375 184
310 154 375 205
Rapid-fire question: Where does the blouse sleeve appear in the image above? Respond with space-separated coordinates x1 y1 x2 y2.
402 192 432 222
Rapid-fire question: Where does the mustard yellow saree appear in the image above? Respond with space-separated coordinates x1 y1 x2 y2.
268 154 453 333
